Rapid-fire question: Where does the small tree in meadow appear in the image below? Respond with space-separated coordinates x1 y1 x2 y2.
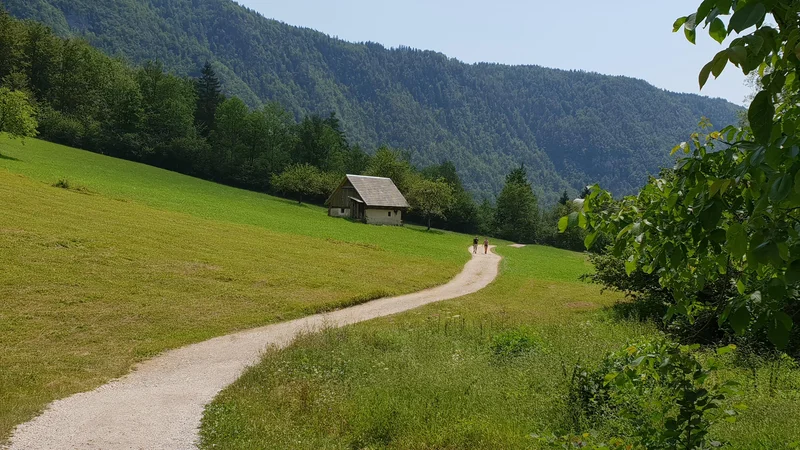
407 176 454 230
0 87 38 141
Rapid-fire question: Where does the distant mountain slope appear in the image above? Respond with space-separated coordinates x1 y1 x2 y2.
3 0 742 201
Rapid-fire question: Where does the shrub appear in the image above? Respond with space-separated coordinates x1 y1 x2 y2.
489 327 539 359
566 337 742 450
52 178 71 189
584 251 800 354
52 178 92 194
542 202 588 252
38 107 86 149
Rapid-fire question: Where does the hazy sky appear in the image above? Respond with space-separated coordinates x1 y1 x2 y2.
238 0 750 105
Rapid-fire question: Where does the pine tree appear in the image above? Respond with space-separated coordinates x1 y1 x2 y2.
558 190 570 205
194 61 223 137
505 164 528 186
494 164 539 244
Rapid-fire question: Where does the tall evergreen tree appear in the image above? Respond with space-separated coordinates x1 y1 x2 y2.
494 165 539 244
194 61 223 137
558 190 570 205
505 164 528 186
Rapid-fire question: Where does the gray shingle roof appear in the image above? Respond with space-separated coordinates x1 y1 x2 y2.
346 175 409 208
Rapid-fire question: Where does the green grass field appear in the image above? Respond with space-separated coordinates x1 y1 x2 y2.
200 245 800 449
3 136 799 448
0 136 477 439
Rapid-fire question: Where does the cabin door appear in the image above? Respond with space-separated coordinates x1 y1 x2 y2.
350 200 365 221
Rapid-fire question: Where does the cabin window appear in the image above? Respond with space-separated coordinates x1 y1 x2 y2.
340 208 345 213
388 211 392 217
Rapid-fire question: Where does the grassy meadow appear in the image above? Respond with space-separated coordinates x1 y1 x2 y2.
0 136 476 439
200 245 800 449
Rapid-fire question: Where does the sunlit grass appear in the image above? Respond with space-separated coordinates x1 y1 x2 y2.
0 136 472 262
200 246 800 449
199 246 654 449
0 136 476 439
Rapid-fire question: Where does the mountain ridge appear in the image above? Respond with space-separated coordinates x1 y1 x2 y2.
3 0 742 202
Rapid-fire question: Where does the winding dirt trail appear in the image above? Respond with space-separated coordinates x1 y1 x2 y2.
8 246 501 450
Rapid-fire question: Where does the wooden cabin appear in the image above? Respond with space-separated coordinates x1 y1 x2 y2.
326 175 409 225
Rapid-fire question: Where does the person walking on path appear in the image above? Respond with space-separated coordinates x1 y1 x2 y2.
484 238 489 254
473 236 479 254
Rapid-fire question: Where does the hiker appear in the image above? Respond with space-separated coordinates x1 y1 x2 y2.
484 238 489 254
473 236 479 254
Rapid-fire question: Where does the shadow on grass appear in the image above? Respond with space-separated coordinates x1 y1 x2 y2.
606 298 665 323
273 196 313 208
407 226 445 235
303 289 393 315
0 152 20 162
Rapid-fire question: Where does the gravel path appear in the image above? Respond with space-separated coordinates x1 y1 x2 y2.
7 246 501 450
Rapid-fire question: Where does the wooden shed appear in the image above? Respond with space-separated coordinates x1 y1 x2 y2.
326 175 410 225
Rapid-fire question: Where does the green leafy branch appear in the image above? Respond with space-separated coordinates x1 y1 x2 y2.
563 0 800 349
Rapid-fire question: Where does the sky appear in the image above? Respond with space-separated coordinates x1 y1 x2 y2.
238 0 750 105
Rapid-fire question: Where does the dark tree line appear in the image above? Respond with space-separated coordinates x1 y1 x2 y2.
4 0 742 203
0 10 365 194
0 8 594 247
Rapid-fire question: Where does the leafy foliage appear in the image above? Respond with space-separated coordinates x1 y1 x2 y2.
541 201 589 252
568 338 741 449
271 163 338 204
3 0 742 202
365 147 414 193
0 87 37 139
406 177 454 231
568 0 800 350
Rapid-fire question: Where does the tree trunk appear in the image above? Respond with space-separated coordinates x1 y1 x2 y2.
427 216 431 231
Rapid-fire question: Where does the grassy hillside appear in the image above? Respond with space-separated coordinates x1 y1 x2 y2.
0 136 475 439
3 0 742 201
200 245 800 449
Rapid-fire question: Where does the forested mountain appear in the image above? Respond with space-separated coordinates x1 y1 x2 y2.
2 0 742 201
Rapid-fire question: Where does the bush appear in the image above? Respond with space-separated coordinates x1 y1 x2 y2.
566 337 741 449
38 107 85 148
541 202 587 252
52 179 70 189
489 327 539 359
52 178 92 194
587 251 800 356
